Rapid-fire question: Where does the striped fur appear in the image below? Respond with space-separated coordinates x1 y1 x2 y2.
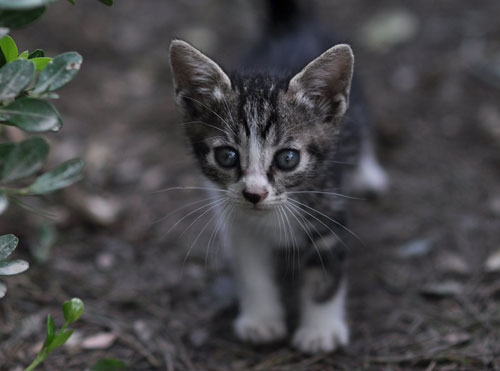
169 35 384 353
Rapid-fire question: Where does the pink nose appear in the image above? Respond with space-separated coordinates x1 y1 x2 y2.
242 190 268 204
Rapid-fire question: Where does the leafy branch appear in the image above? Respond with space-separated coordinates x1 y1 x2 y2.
25 298 84 371
0 234 29 298
0 34 84 217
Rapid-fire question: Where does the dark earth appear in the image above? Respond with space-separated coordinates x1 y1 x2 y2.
2 0 500 370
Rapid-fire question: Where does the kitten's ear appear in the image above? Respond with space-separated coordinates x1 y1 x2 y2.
287 44 354 120
169 40 231 108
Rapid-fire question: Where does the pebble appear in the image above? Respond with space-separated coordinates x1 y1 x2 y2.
189 328 208 348
485 250 500 273
420 281 464 298
397 238 433 258
64 330 83 350
0 192 8 215
478 104 500 146
66 188 122 226
489 196 500 217
360 8 419 52
438 252 469 275
81 332 117 350
133 319 153 343
96 252 116 270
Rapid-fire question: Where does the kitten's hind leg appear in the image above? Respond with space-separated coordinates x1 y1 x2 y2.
350 136 389 197
292 244 349 353
230 227 286 343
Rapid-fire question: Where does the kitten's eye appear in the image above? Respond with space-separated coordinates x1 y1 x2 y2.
274 149 300 171
214 146 239 168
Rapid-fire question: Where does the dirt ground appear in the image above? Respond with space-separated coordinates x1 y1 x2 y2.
1 0 500 370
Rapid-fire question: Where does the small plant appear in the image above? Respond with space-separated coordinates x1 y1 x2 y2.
0 0 113 31
0 1 117 369
90 358 128 371
25 297 84 371
0 233 28 298
0 34 84 216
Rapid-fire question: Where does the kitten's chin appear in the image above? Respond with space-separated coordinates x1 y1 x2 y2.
237 202 278 213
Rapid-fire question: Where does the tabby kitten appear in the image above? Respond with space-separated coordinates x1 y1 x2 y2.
168 3 387 354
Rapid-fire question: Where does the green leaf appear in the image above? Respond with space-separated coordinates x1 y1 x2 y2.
66 0 75 4
0 0 57 9
33 51 82 93
0 59 35 100
30 56 51 70
30 223 56 263
62 297 84 323
0 191 8 214
0 136 49 182
0 234 18 259
0 142 15 165
28 49 43 59
0 259 29 275
91 359 127 371
46 314 55 344
97 0 113 5
0 8 45 29
18 49 28 58
27 158 83 194
0 142 15 180
0 279 6 298
0 35 17 62
48 329 73 351
0 97 62 132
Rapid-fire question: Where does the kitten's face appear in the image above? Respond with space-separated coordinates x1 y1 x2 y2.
170 40 353 211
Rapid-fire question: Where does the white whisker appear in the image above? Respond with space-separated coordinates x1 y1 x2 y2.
277 205 291 272
179 120 230 136
153 195 222 225
206 201 232 265
154 186 231 194
281 204 300 273
162 197 227 239
215 204 237 267
218 85 239 138
182 199 228 268
287 190 363 200
283 114 333 133
285 204 327 278
178 197 229 238
288 198 364 246
182 95 233 129
287 200 347 249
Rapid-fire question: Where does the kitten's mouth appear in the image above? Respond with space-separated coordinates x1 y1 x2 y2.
232 198 283 211
240 202 279 212
251 204 268 211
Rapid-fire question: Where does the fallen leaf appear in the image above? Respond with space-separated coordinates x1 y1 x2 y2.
420 281 463 298
81 332 117 350
397 238 433 258
485 250 500 273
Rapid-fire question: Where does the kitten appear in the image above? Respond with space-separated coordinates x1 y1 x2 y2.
169 0 387 353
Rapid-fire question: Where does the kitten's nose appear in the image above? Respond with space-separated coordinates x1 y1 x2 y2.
242 190 268 204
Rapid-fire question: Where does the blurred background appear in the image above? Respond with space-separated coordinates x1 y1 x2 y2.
1 0 500 369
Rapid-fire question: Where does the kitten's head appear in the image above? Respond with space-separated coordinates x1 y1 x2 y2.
169 40 353 210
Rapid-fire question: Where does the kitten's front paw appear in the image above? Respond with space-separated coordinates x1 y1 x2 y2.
234 314 287 343
292 319 349 353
